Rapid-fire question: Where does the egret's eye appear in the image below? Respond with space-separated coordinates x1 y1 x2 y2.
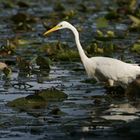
59 25 62 27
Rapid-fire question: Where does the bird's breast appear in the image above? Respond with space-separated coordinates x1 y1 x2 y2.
82 60 96 79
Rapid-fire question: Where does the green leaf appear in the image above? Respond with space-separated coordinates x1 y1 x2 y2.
129 15 140 27
131 43 140 54
96 17 109 28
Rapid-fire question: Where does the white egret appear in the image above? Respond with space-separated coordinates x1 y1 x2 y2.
44 21 140 87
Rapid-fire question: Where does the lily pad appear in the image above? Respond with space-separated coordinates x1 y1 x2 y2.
7 95 47 110
38 88 68 101
7 88 67 111
96 17 109 28
56 49 79 61
131 43 140 54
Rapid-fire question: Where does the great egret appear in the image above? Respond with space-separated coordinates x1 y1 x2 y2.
44 21 140 87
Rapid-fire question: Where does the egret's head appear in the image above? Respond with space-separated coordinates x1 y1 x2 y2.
43 21 71 36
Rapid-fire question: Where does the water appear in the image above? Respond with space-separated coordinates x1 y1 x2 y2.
0 0 140 139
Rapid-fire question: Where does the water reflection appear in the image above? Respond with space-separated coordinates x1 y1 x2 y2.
101 102 140 122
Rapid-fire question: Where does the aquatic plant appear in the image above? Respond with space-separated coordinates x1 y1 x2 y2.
7 88 67 111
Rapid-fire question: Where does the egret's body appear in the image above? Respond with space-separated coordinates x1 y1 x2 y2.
44 21 140 87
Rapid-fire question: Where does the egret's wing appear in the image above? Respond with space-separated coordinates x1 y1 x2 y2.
94 57 136 80
95 61 121 80
132 64 139 66
89 57 140 85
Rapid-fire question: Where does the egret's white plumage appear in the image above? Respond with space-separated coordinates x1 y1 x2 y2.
44 21 140 87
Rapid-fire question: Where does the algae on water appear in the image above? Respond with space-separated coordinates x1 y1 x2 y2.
7 88 68 111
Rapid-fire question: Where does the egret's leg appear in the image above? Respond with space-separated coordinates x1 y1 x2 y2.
108 79 114 86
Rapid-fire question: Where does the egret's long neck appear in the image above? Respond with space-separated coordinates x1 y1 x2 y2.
69 26 88 62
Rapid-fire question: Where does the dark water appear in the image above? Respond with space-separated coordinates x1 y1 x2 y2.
0 0 140 140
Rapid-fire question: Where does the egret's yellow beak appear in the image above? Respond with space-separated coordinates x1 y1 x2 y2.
43 25 60 36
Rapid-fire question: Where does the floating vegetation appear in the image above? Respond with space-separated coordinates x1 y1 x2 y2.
16 56 31 72
131 42 140 54
0 0 140 139
51 1 76 20
38 88 68 101
53 2 65 12
0 40 16 56
96 30 104 37
86 42 104 55
129 15 140 31
105 0 138 21
43 19 58 30
62 10 76 20
7 88 67 111
3 36 30 51
106 30 115 37
56 48 79 61
7 94 47 111
40 42 79 61
36 55 51 70
3 67 12 78
47 10 76 20
95 30 124 41
11 12 37 31
115 0 138 16
11 13 36 24
96 17 109 28
86 41 116 56
129 0 137 11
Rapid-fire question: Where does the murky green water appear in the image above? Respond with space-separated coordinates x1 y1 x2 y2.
0 0 140 140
